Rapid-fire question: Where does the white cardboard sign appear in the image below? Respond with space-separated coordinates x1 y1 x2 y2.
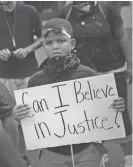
14 74 125 150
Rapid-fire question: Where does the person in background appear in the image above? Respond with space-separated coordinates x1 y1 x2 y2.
12 18 126 167
59 1 132 164
0 1 42 97
0 128 24 167
0 81 18 150
0 1 42 167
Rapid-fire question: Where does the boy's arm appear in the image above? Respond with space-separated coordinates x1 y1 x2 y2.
28 72 44 88
85 66 98 77
28 75 37 88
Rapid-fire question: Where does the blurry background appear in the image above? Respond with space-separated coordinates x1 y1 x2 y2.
21 1 132 167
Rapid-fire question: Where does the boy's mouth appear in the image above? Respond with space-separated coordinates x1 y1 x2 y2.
52 52 62 57
51 54 66 62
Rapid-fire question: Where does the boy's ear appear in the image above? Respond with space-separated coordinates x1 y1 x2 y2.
71 38 76 50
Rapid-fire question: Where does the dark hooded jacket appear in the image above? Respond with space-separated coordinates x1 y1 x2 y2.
28 54 107 155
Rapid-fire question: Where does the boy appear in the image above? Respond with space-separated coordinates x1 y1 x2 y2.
0 81 18 150
13 18 125 167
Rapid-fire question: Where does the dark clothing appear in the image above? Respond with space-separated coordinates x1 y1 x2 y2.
61 3 125 72
28 55 96 87
0 129 24 167
0 82 15 118
60 2 132 136
0 2 42 78
28 54 107 155
114 72 132 136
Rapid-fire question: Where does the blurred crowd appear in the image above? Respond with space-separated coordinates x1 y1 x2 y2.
0 1 132 167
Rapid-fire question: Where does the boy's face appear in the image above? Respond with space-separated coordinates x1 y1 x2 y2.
43 32 76 60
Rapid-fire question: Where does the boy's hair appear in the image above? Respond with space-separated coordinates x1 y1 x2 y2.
42 18 73 38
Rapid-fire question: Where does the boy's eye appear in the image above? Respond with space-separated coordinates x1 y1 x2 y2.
45 41 53 45
44 39 67 45
57 39 66 43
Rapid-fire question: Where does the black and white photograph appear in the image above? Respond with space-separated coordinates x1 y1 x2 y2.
0 1 132 167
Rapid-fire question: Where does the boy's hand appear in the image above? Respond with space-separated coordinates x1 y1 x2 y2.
12 104 31 121
110 97 125 113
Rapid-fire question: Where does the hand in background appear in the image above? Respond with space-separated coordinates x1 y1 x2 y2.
13 47 30 59
0 49 11 61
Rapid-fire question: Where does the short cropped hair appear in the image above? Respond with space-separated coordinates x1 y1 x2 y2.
42 18 73 37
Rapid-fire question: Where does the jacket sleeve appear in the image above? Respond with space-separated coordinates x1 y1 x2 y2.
99 2 124 40
28 77 34 88
0 83 15 118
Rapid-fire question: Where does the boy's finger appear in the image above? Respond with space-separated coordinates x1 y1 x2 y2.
17 107 31 114
17 108 30 114
112 101 125 106
18 110 30 117
16 104 30 109
115 104 125 109
113 97 124 102
116 109 124 113
112 106 125 111
18 115 27 120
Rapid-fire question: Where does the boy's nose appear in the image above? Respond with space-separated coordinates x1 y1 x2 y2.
52 42 59 49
